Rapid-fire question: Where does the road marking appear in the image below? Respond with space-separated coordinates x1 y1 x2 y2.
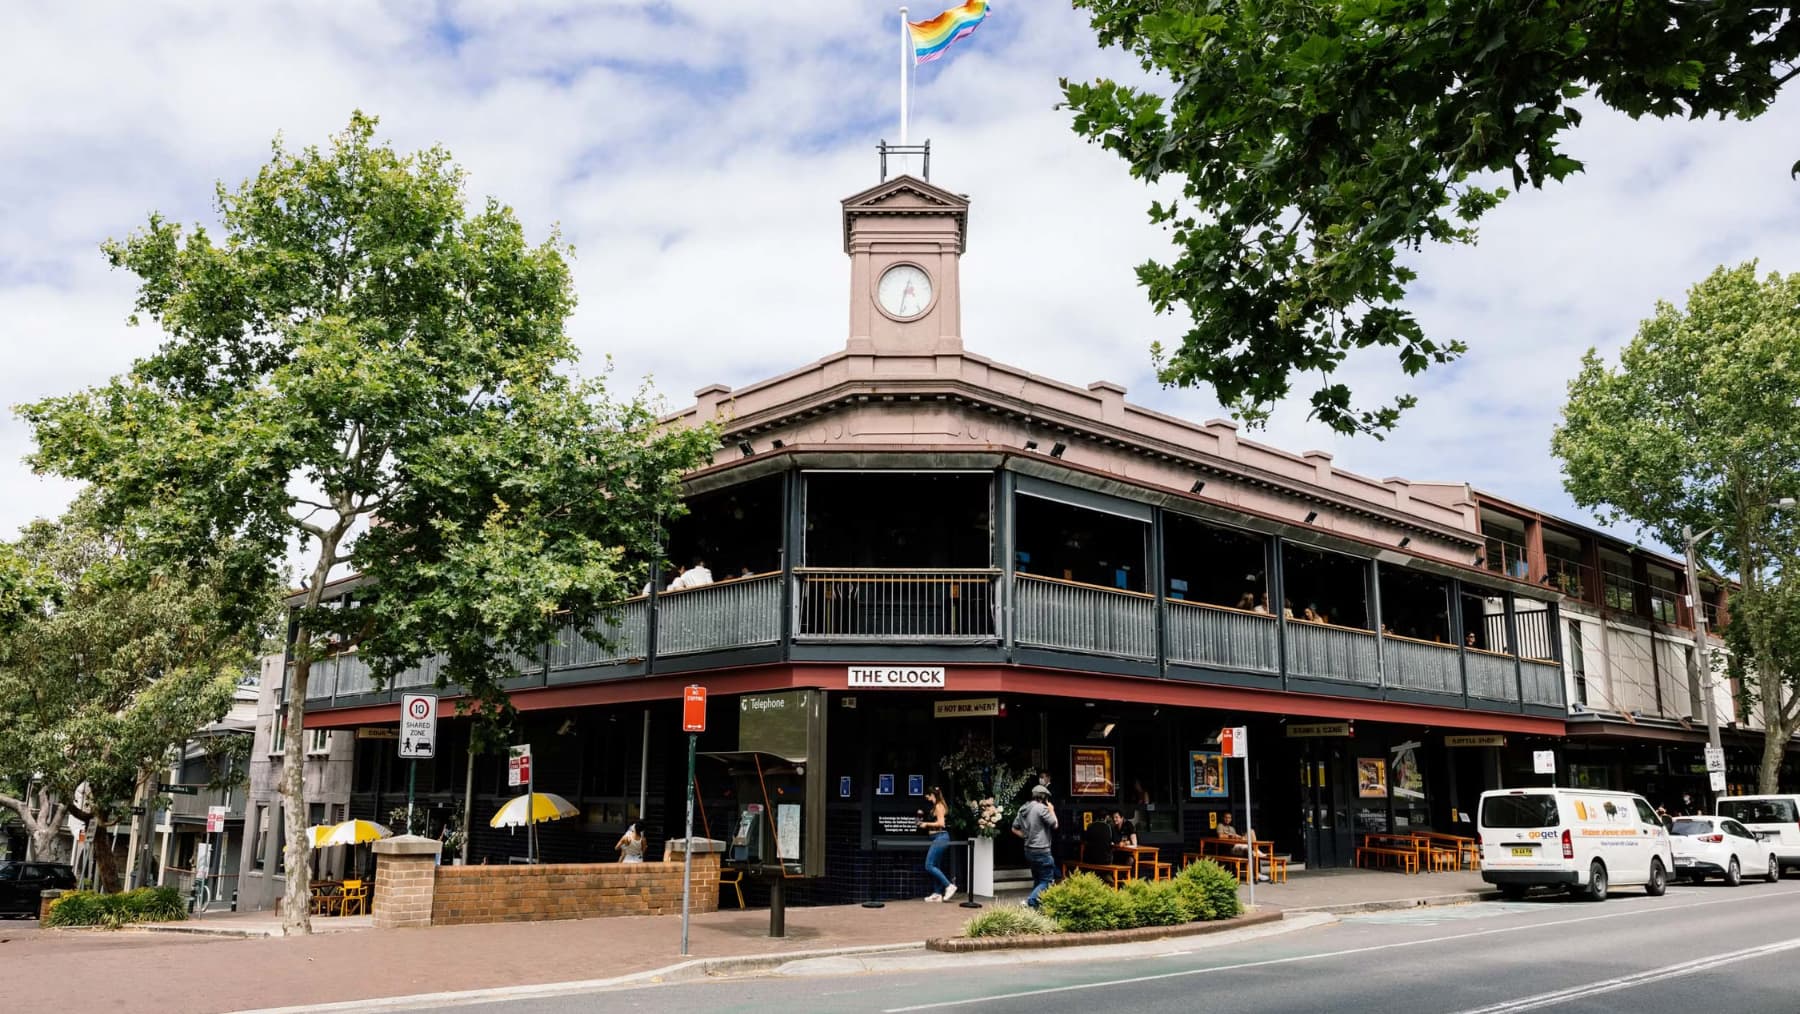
882 886 1800 1012
1345 902 1539 925
1451 936 1800 1013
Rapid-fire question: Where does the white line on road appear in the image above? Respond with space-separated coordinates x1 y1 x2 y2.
1451 936 1800 1013
883 887 1800 1012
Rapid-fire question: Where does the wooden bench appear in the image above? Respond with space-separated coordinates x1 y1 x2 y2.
1355 844 1420 874
1061 860 1136 888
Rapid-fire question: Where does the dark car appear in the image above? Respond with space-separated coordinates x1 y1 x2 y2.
0 861 77 917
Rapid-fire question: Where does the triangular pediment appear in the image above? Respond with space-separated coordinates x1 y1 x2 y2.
842 174 969 252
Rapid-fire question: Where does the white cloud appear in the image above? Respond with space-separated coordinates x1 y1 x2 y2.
3 1 1797 557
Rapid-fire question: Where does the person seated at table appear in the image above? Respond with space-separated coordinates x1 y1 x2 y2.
1081 816 1116 865
1216 812 1269 882
1109 809 1138 849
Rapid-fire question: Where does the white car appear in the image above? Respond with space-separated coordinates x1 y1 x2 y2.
1717 795 1800 876
1669 815 1779 886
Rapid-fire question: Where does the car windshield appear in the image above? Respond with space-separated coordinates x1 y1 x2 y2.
1672 819 1715 836
1482 794 1559 828
1719 799 1797 824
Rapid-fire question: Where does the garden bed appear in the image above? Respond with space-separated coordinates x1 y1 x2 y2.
926 907 1283 952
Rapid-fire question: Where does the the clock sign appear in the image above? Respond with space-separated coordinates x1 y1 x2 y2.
399 693 437 759
877 263 933 319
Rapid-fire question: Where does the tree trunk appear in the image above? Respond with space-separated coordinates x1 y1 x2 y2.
92 815 122 893
2 786 70 863
279 526 346 936
1759 695 1794 794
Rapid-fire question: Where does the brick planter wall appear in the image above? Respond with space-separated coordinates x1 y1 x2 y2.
373 835 443 929
430 854 720 926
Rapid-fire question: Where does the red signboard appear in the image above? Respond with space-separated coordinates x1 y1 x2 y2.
1220 726 1248 759
683 685 707 733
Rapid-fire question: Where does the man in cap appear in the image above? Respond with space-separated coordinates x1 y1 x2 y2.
1012 783 1060 908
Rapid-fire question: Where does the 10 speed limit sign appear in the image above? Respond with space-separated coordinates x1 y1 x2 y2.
400 693 438 759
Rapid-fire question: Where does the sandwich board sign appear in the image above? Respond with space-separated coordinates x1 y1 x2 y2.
400 693 437 759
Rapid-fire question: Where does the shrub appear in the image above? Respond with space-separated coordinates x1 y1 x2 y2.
1166 872 1214 922
1122 878 1190 927
1175 859 1242 920
1037 871 1130 933
962 905 1060 938
44 887 188 929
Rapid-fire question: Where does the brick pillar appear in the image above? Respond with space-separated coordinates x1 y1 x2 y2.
372 834 442 929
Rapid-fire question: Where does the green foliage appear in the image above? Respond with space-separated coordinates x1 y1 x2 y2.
961 904 1060 938
1176 858 1242 920
1122 877 1190 927
44 887 187 928
0 544 54 633
1037 871 1130 932
0 495 262 830
1553 262 1800 787
19 111 716 747
1064 2 1800 435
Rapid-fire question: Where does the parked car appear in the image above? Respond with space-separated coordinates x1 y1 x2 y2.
1716 795 1800 877
1477 787 1672 901
0 861 77 917
1669 815 1779 886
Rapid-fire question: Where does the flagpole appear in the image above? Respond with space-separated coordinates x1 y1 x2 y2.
899 7 911 144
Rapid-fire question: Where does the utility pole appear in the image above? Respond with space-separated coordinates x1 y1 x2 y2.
1683 524 1722 756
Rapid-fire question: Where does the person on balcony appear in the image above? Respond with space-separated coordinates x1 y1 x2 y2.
1234 590 1257 610
668 556 713 591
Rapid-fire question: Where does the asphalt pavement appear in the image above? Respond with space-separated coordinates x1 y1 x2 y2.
436 881 1800 1014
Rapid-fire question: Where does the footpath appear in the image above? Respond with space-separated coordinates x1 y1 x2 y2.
0 869 1491 1014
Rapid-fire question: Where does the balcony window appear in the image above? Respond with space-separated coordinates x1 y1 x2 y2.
666 474 785 581
1514 602 1556 661
1163 514 1267 609
1280 543 1369 629
1377 565 1451 643
1567 619 1588 706
1600 557 1639 614
1014 493 1146 592
1462 590 1504 652
1647 567 1681 624
803 472 991 568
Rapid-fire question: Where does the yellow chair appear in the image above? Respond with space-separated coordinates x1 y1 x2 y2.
338 879 369 916
719 867 745 910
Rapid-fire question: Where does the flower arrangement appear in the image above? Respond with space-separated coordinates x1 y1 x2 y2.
966 764 1032 838
939 733 1032 839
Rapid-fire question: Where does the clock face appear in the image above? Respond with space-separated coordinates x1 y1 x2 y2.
877 264 933 319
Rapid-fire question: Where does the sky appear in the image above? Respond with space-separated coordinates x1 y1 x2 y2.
4 2 1800 554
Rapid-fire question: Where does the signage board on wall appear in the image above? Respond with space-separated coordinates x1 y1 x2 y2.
933 697 999 718
1285 722 1353 738
848 666 946 688
1445 734 1507 747
1071 746 1116 797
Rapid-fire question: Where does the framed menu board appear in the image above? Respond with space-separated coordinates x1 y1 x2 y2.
1070 746 1116 797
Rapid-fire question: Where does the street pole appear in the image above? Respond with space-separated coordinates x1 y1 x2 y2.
1243 755 1255 909
461 738 475 866
681 731 696 956
406 759 417 836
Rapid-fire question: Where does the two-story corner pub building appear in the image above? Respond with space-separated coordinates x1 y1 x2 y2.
288 163 1602 907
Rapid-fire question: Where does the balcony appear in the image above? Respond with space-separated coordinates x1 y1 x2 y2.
297 569 1564 715
164 785 246 822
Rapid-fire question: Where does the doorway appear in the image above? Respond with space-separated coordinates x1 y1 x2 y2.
1299 740 1353 868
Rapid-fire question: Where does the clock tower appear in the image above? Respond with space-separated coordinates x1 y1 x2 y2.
841 173 969 357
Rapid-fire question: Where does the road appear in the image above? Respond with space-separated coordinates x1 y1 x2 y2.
443 881 1800 1014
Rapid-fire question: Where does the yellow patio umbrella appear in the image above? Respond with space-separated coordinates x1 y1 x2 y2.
488 792 580 828
305 824 338 849
321 819 393 847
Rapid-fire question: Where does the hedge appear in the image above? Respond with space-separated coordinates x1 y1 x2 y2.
44 887 188 928
1007 859 1242 937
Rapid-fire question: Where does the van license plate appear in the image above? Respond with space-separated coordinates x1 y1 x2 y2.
1510 847 1534 857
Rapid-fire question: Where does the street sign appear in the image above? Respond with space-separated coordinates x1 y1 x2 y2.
1704 745 1726 774
399 693 438 759
683 685 708 733
1533 750 1556 775
508 744 532 788
162 784 199 796
1220 726 1248 758
206 805 227 834
1710 771 1727 792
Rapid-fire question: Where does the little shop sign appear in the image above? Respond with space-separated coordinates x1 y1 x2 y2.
847 666 946 688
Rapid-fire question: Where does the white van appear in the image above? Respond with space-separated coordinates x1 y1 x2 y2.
1477 788 1674 901
1716 795 1800 876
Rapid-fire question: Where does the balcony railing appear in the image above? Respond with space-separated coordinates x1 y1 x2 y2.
1165 600 1279 675
1466 648 1518 702
1014 574 1155 660
658 573 781 655
552 600 650 669
166 785 246 821
1382 635 1462 695
1544 553 1590 598
1284 619 1380 685
1484 534 1531 580
1521 659 1565 707
795 568 997 641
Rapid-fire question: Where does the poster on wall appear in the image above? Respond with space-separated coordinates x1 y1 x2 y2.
1188 751 1228 798
1070 746 1116 797
1357 757 1389 798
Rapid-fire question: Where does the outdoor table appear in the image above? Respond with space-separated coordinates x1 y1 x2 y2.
1117 844 1170 881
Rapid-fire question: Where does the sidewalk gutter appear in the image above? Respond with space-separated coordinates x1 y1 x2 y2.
1285 889 1501 916
229 941 927 1014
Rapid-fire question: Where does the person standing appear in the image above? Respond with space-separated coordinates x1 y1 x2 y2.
1012 783 1059 909
919 786 955 901
614 823 646 864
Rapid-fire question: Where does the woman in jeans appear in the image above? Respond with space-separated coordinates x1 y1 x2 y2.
920 786 956 901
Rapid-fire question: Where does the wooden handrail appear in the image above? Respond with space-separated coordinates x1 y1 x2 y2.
1015 572 1156 600
1165 598 1278 620
1380 631 1462 650
656 572 781 597
1285 615 1376 637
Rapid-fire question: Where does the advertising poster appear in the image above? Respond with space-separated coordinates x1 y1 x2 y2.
1071 746 1115 797
1357 757 1389 798
1188 750 1228 798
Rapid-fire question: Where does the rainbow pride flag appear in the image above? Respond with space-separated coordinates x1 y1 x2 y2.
909 1 989 65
